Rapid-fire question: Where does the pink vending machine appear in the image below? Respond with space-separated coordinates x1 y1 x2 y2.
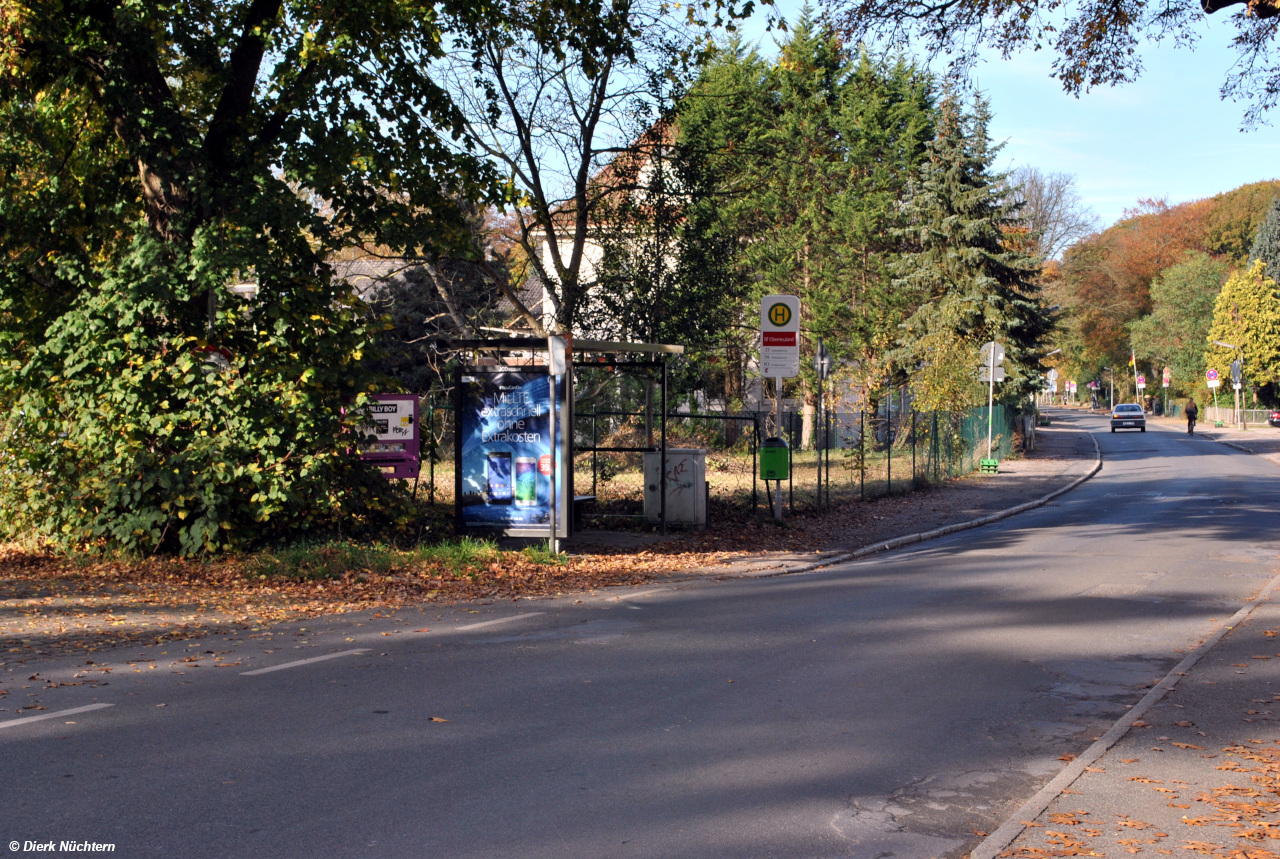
359 394 421 479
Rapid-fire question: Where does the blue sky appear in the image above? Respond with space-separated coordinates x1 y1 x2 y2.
735 7 1279 229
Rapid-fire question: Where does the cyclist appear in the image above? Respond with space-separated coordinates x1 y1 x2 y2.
1186 398 1198 435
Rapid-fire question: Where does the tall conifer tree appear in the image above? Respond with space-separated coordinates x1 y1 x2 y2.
678 18 935 439
1250 196 1280 279
893 93 1050 410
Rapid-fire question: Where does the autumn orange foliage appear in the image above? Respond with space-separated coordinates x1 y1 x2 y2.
1059 181 1280 366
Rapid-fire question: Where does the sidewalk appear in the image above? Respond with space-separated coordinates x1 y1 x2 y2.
982 578 1280 859
682 411 1099 577
1152 415 1280 467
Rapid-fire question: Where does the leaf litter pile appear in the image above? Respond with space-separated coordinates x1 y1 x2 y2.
0 542 670 658
1001 733 1280 858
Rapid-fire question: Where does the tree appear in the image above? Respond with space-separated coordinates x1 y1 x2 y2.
585 123 741 351
1204 260 1280 397
676 21 936 442
1204 181 1280 265
359 205 521 394
1129 251 1229 395
1249 195 1280 278
434 0 711 335
1006 167 1098 262
1056 198 1211 370
0 0 621 553
832 0 1280 126
893 93 1051 410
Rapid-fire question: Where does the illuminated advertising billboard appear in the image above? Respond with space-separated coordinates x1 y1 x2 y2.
456 369 568 536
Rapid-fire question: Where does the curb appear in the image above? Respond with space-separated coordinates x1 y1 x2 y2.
969 568 1280 859
737 426 1103 579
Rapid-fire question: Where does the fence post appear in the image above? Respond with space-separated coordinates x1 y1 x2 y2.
932 412 939 483
428 394 436 506
886 385 892 496
825 402 831 511
752 413 758 516
788 410 794 516
859 406 865 501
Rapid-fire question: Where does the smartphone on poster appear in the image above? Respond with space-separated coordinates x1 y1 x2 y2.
486 452 512 504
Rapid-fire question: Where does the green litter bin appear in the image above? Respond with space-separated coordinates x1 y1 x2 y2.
760 436 790 480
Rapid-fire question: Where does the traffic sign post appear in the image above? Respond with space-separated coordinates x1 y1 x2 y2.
1207 368 1222 417
760 295 800 521
760 295 800 379
814 339 832 512
979 341 1005 470
1230 359 1244 428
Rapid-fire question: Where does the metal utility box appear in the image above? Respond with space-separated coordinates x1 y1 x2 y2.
759 437 789 480
644 449 707 526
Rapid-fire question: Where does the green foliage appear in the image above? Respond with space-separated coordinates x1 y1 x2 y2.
0 226 413 554
892 93 1050 409
412 536 500 569
1205 260 1280 389
585 112 743 353
1249 196 1280 280
245 536 503 580
0 0 633 554
248 541 399 581
1129 251 1228 396
521 541 568 565
675 21 936 405
1205 181 1280 266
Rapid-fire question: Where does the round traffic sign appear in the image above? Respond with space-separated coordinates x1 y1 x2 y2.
1206 368 1219 381
767 302 792 327
1136 374 1146 385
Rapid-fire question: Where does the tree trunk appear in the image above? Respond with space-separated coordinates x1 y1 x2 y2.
801 396 816 450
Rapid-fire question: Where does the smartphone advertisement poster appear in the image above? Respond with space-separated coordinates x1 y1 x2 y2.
457 370 567 534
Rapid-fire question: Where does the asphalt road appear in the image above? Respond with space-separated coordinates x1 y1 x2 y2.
4 409 1279 859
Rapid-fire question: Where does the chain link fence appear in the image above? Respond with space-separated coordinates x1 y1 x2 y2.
409 395 1021 527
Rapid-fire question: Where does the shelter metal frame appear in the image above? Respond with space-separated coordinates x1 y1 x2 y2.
435 338 684 535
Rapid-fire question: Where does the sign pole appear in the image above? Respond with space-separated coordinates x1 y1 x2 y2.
774 376 783 522
548 372 557 554
987 346 995 459
760 294 799 523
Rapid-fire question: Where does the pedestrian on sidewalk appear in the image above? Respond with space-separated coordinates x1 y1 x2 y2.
1186 398 1198 435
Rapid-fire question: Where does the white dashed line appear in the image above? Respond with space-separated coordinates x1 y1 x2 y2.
0 703 114 731
240 649 369 675
455 613 545 632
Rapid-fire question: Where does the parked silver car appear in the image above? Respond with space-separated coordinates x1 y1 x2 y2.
1111 403 1146 432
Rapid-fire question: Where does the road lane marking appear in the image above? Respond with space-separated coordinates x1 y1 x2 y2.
240 649 369 675
0 703 114 731
456 613 545 632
